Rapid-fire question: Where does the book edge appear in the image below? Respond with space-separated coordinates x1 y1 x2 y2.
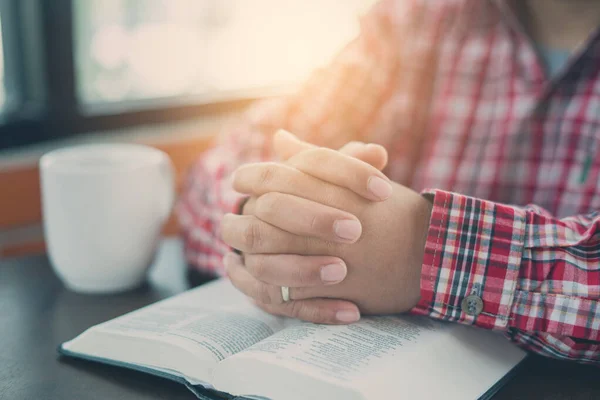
57 343 238 400
477 355 529 400
56 343 526 400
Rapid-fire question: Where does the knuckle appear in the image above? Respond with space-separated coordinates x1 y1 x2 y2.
243 253 258 269
309 214 321 231
242 220 262 252
219 216 234 244
321 185 345 208
289 302 328 323
304 235 339 256
289 301 305 319
256 284 276 305
320 187 336 207
255 192 281 219
246 255 267 279
308 148 330 165
290 264 313 286
254 163 278 192
308 308 329 324
300 236 313 255
293 148 323 169
242 197 256 215
253 284 268 304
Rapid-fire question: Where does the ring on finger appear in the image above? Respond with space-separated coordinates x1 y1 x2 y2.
281 286 290 302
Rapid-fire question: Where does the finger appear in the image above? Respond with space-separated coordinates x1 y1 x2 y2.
273 129 317 161
253 298 361 324
287 147 393 201
254 192 362 243
274 130 387 170
225 252 349 309
225 252 287 304
241 197 256 215
338 142 388 171
232 162 367 214
221 213 339 255
244 253 347 287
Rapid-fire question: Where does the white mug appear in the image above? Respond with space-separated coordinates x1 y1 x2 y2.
40 144 175 294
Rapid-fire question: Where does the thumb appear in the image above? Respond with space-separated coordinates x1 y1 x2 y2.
338 142 388 171
273 130 387 171
273 129 316 161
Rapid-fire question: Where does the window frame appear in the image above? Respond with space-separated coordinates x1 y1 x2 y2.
0 0 256 150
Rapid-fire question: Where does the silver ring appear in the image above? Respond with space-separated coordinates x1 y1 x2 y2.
281 286 290 302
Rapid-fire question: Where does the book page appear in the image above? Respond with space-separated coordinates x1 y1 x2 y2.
213 315 526 400
63 280 294 384
95 281 291 362
229 316 442 382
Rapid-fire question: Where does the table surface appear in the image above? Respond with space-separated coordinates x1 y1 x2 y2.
1 239 598 400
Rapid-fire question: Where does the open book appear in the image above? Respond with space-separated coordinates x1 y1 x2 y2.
60 279 526 400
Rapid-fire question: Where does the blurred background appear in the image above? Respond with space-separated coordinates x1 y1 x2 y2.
0 0 376 258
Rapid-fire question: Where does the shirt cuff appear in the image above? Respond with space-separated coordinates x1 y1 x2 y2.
410 189 527 330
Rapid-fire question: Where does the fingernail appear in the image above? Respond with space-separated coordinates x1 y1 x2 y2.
334 219 362 242
367 176 392 200
336 310 360 323
320 263 347 284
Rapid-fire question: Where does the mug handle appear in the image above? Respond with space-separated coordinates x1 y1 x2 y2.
159 156 176 223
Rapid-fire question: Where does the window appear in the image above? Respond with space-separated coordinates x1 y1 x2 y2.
0 0 376 149
0 15 6 112
74 0 374 107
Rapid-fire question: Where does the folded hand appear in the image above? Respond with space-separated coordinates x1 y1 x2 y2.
221 131 432 324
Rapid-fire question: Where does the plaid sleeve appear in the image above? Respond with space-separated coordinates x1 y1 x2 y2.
411 189 600 364
176 0 407 275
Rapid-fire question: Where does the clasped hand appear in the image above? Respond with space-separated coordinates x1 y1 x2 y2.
221 130 432 324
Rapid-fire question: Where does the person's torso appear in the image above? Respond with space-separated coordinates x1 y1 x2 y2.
379 0 600 218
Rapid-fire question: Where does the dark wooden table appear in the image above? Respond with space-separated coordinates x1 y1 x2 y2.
1 239 598 400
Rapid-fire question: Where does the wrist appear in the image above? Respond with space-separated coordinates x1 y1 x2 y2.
407 195 434 309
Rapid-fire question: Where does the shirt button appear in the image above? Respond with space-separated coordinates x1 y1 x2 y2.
461 295 484 316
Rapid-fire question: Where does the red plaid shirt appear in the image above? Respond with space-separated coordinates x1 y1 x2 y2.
178 0 600 364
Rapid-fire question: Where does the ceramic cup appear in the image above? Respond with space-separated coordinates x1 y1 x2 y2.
40 143 175 293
